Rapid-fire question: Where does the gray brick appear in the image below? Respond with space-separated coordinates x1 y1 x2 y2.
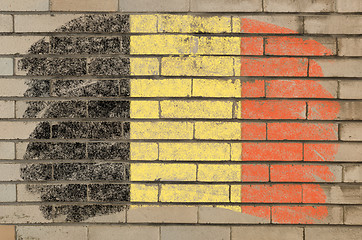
0 36 47 55
338 38 362 56
0 205 51 223
305 227 362 240
0 101 14 118
337 0 362 12
0 164 21 181
340 81 362 99
340 123 362 141
14 15 81 32
305 16 362 34
190 0 262 12
0 58 13 76
50 0 118 11
17 226 87 240
309 59 362 77
89 226 159 240
344 165 362 182
0 15 13 32
0 142 15 160
344 206 362 225
232 226 303 240
304 185 362 204
264 0 335 12
119 0 189 12
0 0 49 11
127 206 198 223
0 79 31 97
0 184 16 202
161 226 230 240
0 122 47 139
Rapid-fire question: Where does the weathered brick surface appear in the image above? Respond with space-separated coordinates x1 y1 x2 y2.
232 226 303 240
0 184 16 202
0 0 49 11
161 226 230 240
336 0 362 12
338 38 362 56
0 58 13 76
89 226 159 240
190 0 262 12
120 0 189 12
0 15 13 32
344 165 362 183
344 206 362 225
304 16 362 34
50 0 118 12
305 227 362 240
17 226 88 240
340 123 362 141
264 0 335 12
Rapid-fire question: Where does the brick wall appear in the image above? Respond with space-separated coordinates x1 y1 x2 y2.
0 0 361 240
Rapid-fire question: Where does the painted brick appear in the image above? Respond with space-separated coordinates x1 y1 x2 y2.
241 80 265 97
0 142 15 160
130 142 158 160
340 123 362 141
336 0 362 12
340 81 362 99
308 101 362 120
0 58 13 76
265 37 336 55
304 16 362 34
241 184 302 203
199 206 270 224
198 164 241 182
17 226 87 240
303 185 362 204
0 164 21 181
242 143 303 161
344 165 362 182
338 38 362 56
14 15 81 32
190 0 262 12
120 0 189 12
193 79 241 98
130 122 193 139
241 165 269 182
309 59 362 77
0 0 49 11
344 206 362 225
51 0 118 11
127 206 198 223
0 101 15 118
130 101 159 119
0 184 16 202
271 165 342 182
305 143 362 162
0 15 13 32
130 163 196 181
161 226 230 240
130 184 158 202
131 79 191 97
0 225 15 240
266 80 337 98
0 205 51 223
0 122 46 139
264 0 335 12
268 123 338 140
240 100 306 119
232 16 302 33
232 226 303 240
89 226 159 240
305 227 362 240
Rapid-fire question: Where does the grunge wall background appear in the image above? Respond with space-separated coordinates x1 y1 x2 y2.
0 0 362 239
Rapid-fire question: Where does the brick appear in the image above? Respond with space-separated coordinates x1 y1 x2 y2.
0 101 14 118
344 165 362 182
340 81 362 99
130 15 158 33
0 36 47 54
161 100 233 119
198 164 241 182
305 227 362 240
127 205 198 223
241 164 269 182
241 57 308 76
0 0 49 11
0 79 32 97
130 184 158 202
191 0 262 12
305 143 362 162
130 142 158 160
193 79 241 98
345 206 362 224
130 122 193 139
51 0 118 11
232 226 303 240
242 143 303 161
0 122 46 139
338 38 362 56
303 185 362 204
309 59 362 77
14 15 81 32
159 143 230 161
268 123 338 140
0 205 51 223
240 100 306 119
160 184 229 202
89 226 159 240
0 142 15 160
131 79 191 97
120 0 189 12
161 226 230 240
0 225 15 240
130 101 159 119
162 56 236 76
199 206 269 224
0 164 21 181
308 101 362 120
305 16 362 34
264 0 334 12
130 58 159 75
266 80 337 98
0 58 13 76
271 165 342 182
17 226 87 240
272 206 343 224
241 184 302 203
0 184 16 202
231 143 243 161
232 16 302 34
130 163 196 181
265 37 336 56
241 80 265 97
0 15 12 32
341 123 362 141
337 0 362 12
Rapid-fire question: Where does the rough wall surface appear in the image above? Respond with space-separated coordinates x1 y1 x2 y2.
0 0 362 239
